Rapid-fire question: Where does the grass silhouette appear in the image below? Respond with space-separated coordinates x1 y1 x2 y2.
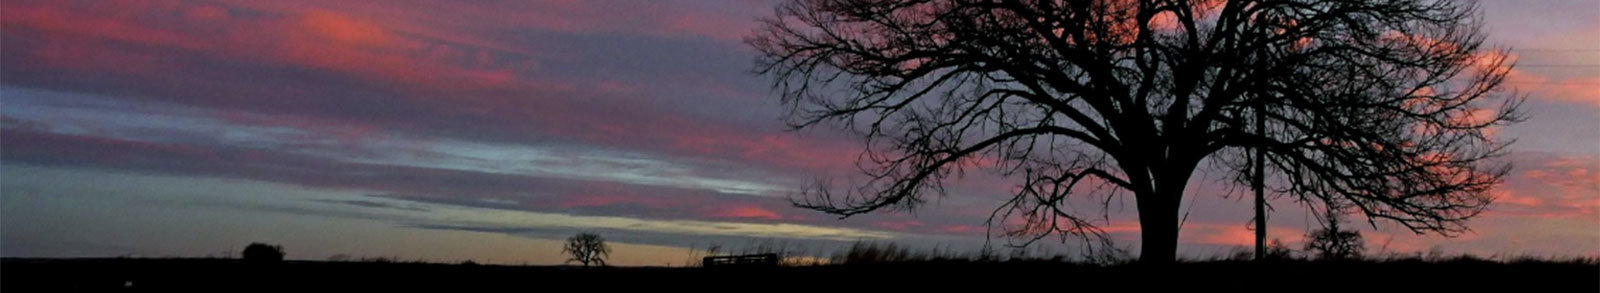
5 242 1593 291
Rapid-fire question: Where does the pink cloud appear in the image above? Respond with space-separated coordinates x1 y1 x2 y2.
709 206 784 221
871 220 925 231
1505 70 1600 107
215 0 761 43
1491 190 1545 207
1180 223 1307 247
555 194 678 209
1481 153 1600 218
1191 226 1258 246
1476 41 1600 108
938 225 985 235
466 0 759 41
1363 233 1426 253
2 0 867 176
664 131 864 172
2 1 523 92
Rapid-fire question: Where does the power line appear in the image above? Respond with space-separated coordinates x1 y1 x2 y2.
1515 64 1600 67
1509 48 1600 52
1506 82 1600 86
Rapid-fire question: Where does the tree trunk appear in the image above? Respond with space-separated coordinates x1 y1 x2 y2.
1136 161 1197 263
1136 189 1182 263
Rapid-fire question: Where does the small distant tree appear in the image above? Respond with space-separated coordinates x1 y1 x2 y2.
1264 239 1294 260
562 233 611 267
1304 213 1364 260
241 242 285 262
327 254 351 262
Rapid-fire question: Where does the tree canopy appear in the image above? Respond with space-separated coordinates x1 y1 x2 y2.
751 0 1520 262
563 233 612 267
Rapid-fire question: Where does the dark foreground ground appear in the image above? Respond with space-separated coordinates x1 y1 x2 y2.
4 257 1596 292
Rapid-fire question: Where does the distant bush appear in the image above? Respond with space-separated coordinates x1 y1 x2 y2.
242 243 285 262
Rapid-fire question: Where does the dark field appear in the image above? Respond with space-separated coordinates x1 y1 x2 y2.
4 257 1595 291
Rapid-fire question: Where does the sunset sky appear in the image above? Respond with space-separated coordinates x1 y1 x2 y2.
2 0 1595 266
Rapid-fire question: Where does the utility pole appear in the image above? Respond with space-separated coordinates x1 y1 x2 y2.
1253 99 1267 260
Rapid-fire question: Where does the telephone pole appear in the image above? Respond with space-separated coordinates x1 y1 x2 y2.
1253 99 1267 260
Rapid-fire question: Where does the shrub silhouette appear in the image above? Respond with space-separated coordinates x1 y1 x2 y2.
242 242 285 262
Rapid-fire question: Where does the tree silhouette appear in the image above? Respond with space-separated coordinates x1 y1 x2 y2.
1264 238 1293 260
241 242 284 262
562 233 611 267
751 0 1519 262
1304 212 1364 260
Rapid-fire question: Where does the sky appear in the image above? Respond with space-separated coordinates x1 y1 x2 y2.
1 0 1595 266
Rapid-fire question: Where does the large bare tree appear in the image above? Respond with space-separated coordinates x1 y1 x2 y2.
750 0 1520 262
